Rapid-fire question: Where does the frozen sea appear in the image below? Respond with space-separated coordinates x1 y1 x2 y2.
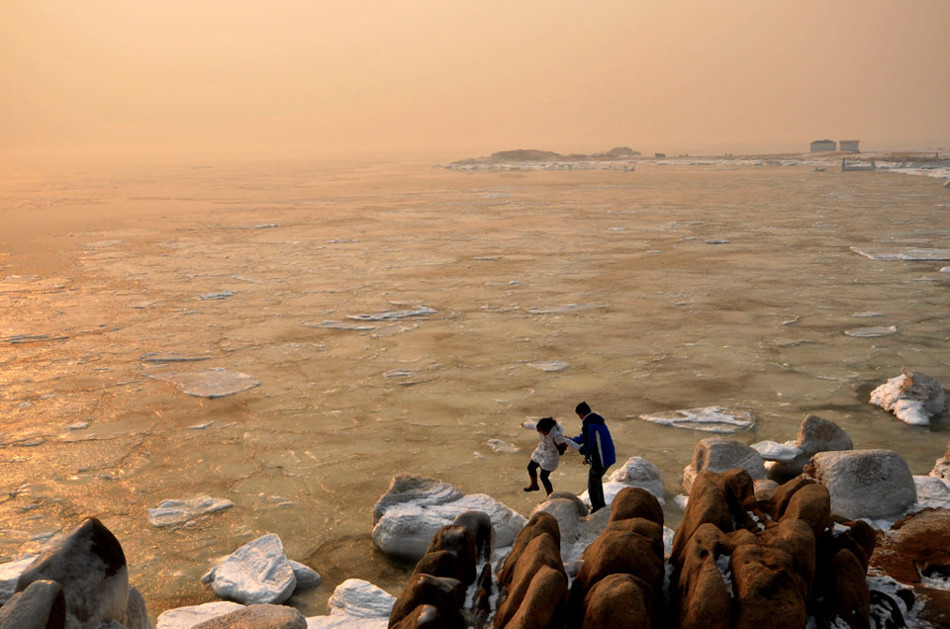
1 154 949 618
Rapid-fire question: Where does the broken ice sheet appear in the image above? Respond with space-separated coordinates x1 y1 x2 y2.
140 352 211 363
844 326 897 338
347 305 436 321
148 496 235 527
850 246 950 261
638 406 755 434
527 361 570 372
147 368 260 398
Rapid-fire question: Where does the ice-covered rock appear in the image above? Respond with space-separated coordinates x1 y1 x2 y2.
305 578 394 628
372 475 526 561
14 517 145 629
638 406 755 434
147 496 234 528
765 414 854 478
289 560 322 590
581 456 666 508
0 554 38 605
931 441 950 483
914 475 950 510
681 437 766 493
201 534 297 605
805 449 917 521
156 601 244 629
870 370 946 426
148 368 261 398
750 440 802 462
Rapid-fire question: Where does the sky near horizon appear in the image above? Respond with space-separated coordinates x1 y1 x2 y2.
3 1 950 161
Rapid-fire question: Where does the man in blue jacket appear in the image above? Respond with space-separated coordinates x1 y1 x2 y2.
569 401 616 513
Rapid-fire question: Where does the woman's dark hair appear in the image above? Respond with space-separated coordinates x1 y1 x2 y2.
536 417 557 433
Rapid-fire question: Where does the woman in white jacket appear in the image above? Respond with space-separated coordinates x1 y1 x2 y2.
520 417 576 495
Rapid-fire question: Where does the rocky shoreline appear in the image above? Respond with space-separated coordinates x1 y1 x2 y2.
1 409 948 628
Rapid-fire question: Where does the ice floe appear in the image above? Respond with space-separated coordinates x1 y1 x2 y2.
139 352 211 363
199 290 237 300
750 440 803 462
147 368 260 398
527 360 570 372
147 496 235 528
845 325 897 337
201 534 300 605
304 320 377 331
850 246 950 261
526 303 606 314
347 305 436 321
638 406 755 433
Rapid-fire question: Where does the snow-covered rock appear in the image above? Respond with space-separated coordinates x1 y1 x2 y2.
682 437 766 493
201 534 296 605
764 414 853 478
305 578 394 629
579 456 666 509
806 449 917 521
156 601 244 629
870 370 946 426
0 554 38 605
372 475 526 561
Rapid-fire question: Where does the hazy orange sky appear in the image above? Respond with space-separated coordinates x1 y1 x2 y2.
3 1 949 161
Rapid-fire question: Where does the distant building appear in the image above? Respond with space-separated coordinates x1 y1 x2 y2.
839 140 860 152
810 139 837 152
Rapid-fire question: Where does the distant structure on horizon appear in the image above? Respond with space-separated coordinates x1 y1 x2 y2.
809 139 860 153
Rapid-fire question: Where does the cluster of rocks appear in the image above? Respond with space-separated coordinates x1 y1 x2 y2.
2 410 949 627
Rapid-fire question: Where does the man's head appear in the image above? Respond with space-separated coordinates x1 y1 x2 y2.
575 401 591 418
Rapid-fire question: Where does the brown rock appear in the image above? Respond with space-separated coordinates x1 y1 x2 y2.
495 564 567 629
389 573 465 629
496 512 560 589
675 525 733 629
608 487 664 526
672 469 759 564
579 573 653 629
424 525 477 586
574 520 664 596
494 533 564 629
390 604 443 629
730 543 808 629
761 518 817 590
452 510 495 563
812 548 870 629
191 604 307 629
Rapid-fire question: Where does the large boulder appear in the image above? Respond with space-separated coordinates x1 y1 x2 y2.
191 604 307 629
764 414 854 478
730 543 808 629
156 602 244 629
805 449 917 521
0 579 66 629
388 573 464 629
303 578 395 628
870 370 947 426
201 534 297 605
14 517 144 629
495 564 568 629
869 508 950 628
373 476 525 561
588 456 666 507
682 438 766 494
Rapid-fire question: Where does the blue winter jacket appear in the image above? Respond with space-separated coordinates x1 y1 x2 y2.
570 412 616 469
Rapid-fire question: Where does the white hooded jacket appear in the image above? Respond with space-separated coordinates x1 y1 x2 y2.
522 421 574 472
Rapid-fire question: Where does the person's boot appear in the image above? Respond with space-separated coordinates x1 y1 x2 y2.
523 479 540 492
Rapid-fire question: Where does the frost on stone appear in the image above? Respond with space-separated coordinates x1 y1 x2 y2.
638 406 755 434
148 496 235 528
751 440 802 462
147 368 260 398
